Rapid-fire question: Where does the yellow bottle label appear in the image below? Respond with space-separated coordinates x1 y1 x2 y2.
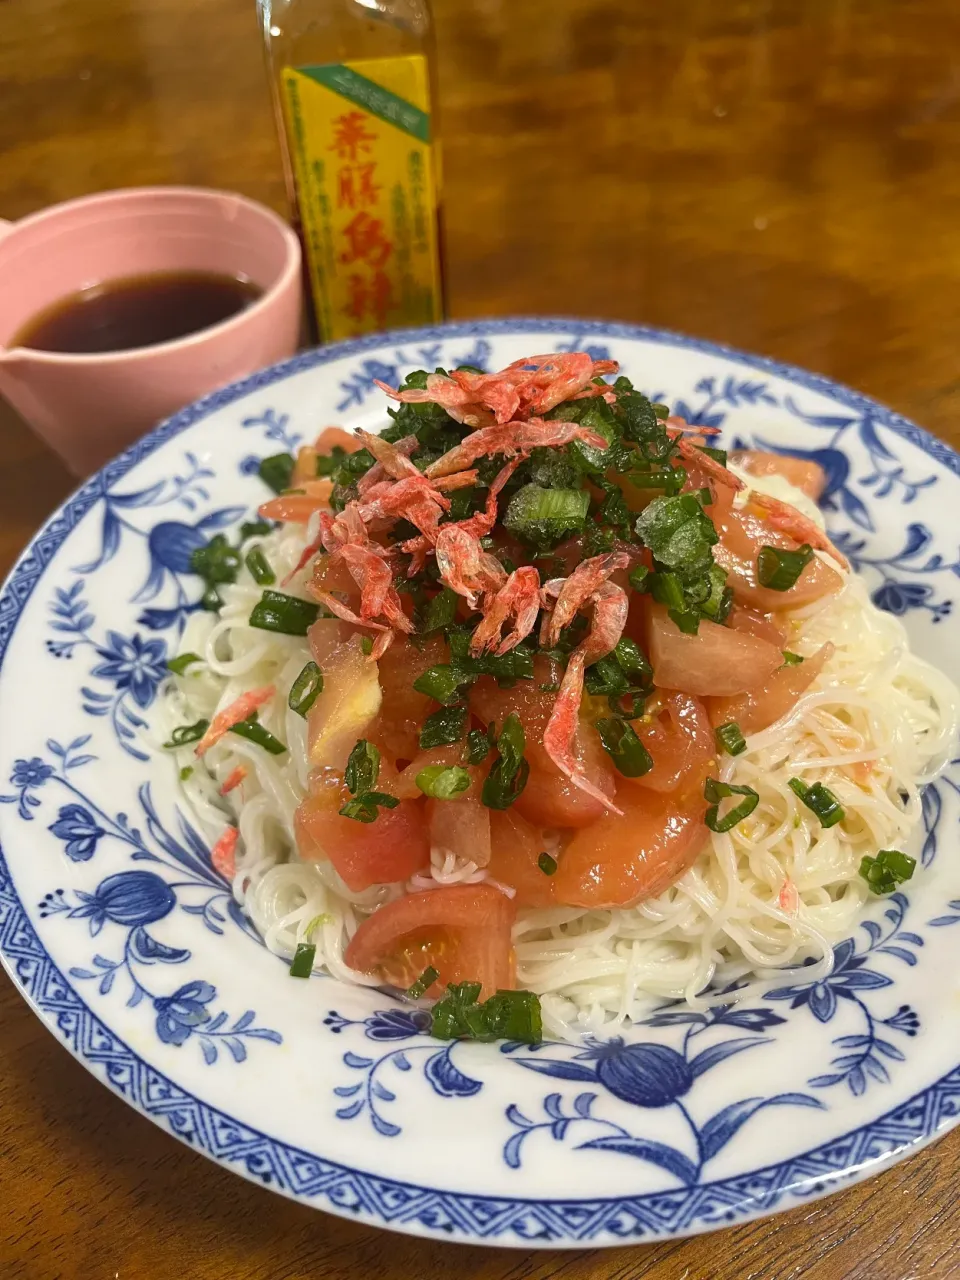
281 55 442 343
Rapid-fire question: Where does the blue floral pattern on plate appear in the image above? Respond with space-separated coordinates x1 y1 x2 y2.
0 319 958 1245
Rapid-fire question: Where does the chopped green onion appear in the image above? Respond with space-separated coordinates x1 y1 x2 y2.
482 713 530 810
782 650 804 666
163 719 209 749
624 466 677 491
538 852 557 875
650 570 685 610
407 966 439 999
788 777 845 827
859 848 916 895
715 722 747 756
338 792 399 823
628 563 650 592
484 990 543 1042
315 445 349 476
669 606 701 634
190 534 241 586
340 740 398 820
613 637 653 683
416 764 471 800
413 663 472 706
503 484 590 547
259 452 295 494
361 635 373 655
596 718 653 778
447 630 535 684
704 777 760 832
585 655 630 697
167 652 202 676
697 445 728 466
239 518 274 542
244 546 276 585
609 689 648 718
699 564 734 623
464 727 493 765
430 982 542 1043
757 544 814 591
249 589 321 635
345 739 381 795
179 765 194 782
420 704 468 749
229 714 287 755
289 943 316 978
421 587 459 633
288 661 323 717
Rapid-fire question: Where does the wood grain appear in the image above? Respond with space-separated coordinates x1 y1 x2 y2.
2 1 960 1275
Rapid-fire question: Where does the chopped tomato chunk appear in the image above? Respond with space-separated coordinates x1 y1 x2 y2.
713 501 842 611
428 792 492 868
551 784 710 909
648 604 782 697
344 883 516 997
488 809 557 908
294 771 429 891
471 668 616 828
727 603 786 648
371 634 448 761
707 642 834 735
627 691 715 793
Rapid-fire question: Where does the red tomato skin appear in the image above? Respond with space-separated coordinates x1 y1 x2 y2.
551 785 710 909
344 883 516 997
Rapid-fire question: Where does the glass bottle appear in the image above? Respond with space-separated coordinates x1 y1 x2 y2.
256 0 444 344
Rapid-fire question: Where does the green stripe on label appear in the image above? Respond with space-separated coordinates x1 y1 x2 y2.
298 63 430 143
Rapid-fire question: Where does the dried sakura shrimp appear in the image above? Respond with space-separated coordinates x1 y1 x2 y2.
543 580 628 815
219 765 248 796
377 352 618 428
211 826 239 879
399 456 524 564
313 590 389 632
196 687 276 757
672 436 744 492
665 415 722 437
435 526 507 610
426 418 609 479
748 491 849 568
357 474 451 542
356 433 418 496
301 503 413 633
540 551 631 649
374 375 494 428
469 566 542 656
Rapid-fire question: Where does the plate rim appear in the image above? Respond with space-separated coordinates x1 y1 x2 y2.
1 315 959 1246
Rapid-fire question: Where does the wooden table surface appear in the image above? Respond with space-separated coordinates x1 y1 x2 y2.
2 0 960 1275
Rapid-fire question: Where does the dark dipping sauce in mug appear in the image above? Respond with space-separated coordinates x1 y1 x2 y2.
12 270 263 354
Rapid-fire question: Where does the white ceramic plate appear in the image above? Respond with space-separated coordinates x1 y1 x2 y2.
1 319 958 1247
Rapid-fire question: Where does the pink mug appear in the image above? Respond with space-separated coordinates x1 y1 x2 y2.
0 187 302 476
